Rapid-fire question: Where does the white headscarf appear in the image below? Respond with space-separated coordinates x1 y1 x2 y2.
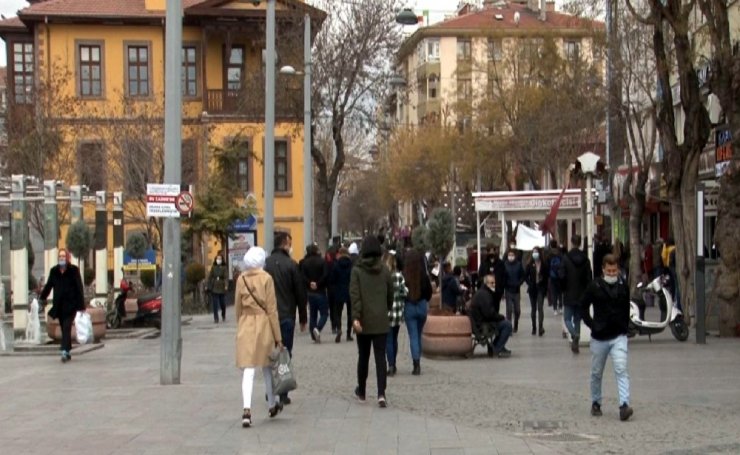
348 242 359 255
243 247 266 270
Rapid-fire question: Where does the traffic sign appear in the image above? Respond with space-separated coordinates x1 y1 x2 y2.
146 184 185 218
176 191 194 215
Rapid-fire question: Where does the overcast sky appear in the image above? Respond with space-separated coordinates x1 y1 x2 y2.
0 0 463 66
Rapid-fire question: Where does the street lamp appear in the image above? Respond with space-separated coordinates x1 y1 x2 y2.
395 8 419 25
575 151 606 268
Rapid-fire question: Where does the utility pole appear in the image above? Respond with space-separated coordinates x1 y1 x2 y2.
43 180 59 335
113 192 124 298
302 13 313 247
10 175 28 342
263 0 276 251
161 0 183 385
94 191 108 308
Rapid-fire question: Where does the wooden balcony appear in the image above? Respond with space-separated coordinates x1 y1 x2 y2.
205 88 301 120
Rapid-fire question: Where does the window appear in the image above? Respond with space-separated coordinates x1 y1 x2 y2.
565 40 581 60
181 139 197 185
457 39 472 60
426 39 440 61
78 142 107 192
123 141 152 196
78 43 103 97
12 42 34 104
126 44 150 97
457 78 472 100
488 38 503 62
182 46 198 97
428 74 438 99
275 140 290 193
225 46 245 91
227 138 251 192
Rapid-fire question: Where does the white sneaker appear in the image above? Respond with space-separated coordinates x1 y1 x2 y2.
312 327 321 343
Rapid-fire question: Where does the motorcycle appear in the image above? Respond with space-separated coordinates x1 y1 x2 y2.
629 274 689 342
106 289 161 330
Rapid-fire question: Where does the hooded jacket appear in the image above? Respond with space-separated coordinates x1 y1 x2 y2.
581 276 630 341
561 248 593 306
350 256 393 335
503 258 525 293
329 256 353 304
264 249 308 324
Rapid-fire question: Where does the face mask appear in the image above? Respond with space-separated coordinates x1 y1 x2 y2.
487 284 496 292
216 259 222 265
288 247 294 256
532 253 540 261
58 260 67 268
603 275 618 285
508 256 515 262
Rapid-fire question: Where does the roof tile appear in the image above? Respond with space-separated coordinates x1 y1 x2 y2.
18 0 210 18
434 3 603 31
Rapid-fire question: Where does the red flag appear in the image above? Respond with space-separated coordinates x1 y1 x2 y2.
541 187 567 237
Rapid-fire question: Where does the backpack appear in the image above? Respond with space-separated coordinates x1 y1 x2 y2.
549 255 562 280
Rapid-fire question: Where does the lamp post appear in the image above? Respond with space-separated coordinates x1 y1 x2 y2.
279 13 312 250
263 0 277 252
576 151 604 268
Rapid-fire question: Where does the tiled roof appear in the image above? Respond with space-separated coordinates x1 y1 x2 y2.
0 16 26 29
18 0 205 18
434 3 603 31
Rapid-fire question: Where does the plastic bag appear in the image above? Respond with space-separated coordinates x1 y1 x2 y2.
75 311 93 344
270 349 297 396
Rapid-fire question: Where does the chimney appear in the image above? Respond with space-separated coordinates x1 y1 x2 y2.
540 0 546 20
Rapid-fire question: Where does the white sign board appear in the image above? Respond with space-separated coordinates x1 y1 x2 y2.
228 231 257 275
146 184 182 218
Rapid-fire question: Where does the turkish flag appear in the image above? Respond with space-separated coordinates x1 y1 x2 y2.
541 187 567 237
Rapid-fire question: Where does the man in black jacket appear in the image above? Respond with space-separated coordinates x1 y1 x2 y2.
470 274 512 358
477 244 506 306
581 254 633 421
40 249 85 363
265 232 307 404
299 244 329 343
561 234 593 353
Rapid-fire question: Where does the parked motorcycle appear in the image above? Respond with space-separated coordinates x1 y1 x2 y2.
629 274 689 342
106 287 161 330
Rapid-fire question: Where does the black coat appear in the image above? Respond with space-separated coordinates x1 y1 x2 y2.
581 277 630 341
329 256 353 304
525 260 549 297
477 255 506 295
40 264 85 319
441 273 464 308
470 287 505 327
503 259 525 293
265 249 308 324
299 253 329 294
561 248 593 307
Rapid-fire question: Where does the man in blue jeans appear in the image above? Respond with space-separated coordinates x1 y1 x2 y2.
469 274 512 358
581 254 633 421
265 233 307 404
299 244 329 343
560 234 592 354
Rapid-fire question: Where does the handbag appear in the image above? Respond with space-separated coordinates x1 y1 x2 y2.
74 311 93 344
269 348 297 396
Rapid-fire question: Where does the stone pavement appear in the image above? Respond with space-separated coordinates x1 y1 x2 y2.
1 304 740 455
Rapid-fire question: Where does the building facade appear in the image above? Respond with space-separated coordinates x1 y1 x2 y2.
0 0 324 266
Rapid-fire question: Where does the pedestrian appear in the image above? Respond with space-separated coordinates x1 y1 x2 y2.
348 242 360 265
235 247 284 427
525 246 548 336
384 251 407 377
299 244 329 344
581 254 633 421
329 247 354 343
469 273 513 357
547 240 564 315
39 249 85 363
264 232 307 405
477 244 506 306
467 246 479 290
402 248 433 376
441 262 466 313
325 236 341 334
351 235 393 407
207 253 228 323
561 234 593 354
503 248 525 332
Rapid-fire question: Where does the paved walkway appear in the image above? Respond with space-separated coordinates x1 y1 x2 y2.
2 303 740 455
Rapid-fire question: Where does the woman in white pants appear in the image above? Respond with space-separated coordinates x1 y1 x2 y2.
236 247 283 427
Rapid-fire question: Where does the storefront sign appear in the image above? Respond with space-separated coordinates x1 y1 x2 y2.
715 127 733 177
476 195 581 212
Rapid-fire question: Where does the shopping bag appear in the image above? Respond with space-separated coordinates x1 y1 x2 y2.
75 311 93 344
270 348 297 396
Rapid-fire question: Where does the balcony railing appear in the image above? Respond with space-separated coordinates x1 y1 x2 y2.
205 88 301 119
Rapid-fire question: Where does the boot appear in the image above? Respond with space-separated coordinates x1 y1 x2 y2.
571 335 580 354
412 360 421 376
346 329 354 342
513 317 519 333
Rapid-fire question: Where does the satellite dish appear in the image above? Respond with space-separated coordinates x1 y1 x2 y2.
514 11 520 24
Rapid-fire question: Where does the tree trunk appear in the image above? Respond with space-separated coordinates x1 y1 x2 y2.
714 170 740 336
628 190 646 292
669 155 699 327
314 178 332 252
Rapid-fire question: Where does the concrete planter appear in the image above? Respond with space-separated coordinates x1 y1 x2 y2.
421 313 473 359
429 291 442 310
47 306 106 343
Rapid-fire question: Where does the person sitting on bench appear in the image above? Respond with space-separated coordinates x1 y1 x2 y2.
470 274 512 358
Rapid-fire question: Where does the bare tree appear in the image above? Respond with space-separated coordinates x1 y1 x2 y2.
309 0 403 248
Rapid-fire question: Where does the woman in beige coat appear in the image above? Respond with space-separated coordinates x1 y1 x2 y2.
236 247 283 427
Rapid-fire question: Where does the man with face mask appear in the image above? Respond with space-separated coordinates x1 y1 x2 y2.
207 253 228 323
580 254 633 421
40 249 85 363
469 274 512 357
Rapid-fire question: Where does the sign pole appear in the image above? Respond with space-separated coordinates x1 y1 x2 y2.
161 0 183 385
695 183 706 344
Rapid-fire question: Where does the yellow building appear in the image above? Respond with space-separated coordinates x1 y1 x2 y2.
0 0 324 265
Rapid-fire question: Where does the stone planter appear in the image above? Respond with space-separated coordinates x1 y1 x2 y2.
429 291 442 310
47 306 106 343
421 313 473 359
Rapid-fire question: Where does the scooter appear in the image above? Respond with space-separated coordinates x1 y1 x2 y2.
629 274 689 342
107 291 161 330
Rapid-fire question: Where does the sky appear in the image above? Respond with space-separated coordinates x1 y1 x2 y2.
0 0 468 66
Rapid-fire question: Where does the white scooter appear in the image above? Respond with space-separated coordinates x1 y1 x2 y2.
629 274 689 342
